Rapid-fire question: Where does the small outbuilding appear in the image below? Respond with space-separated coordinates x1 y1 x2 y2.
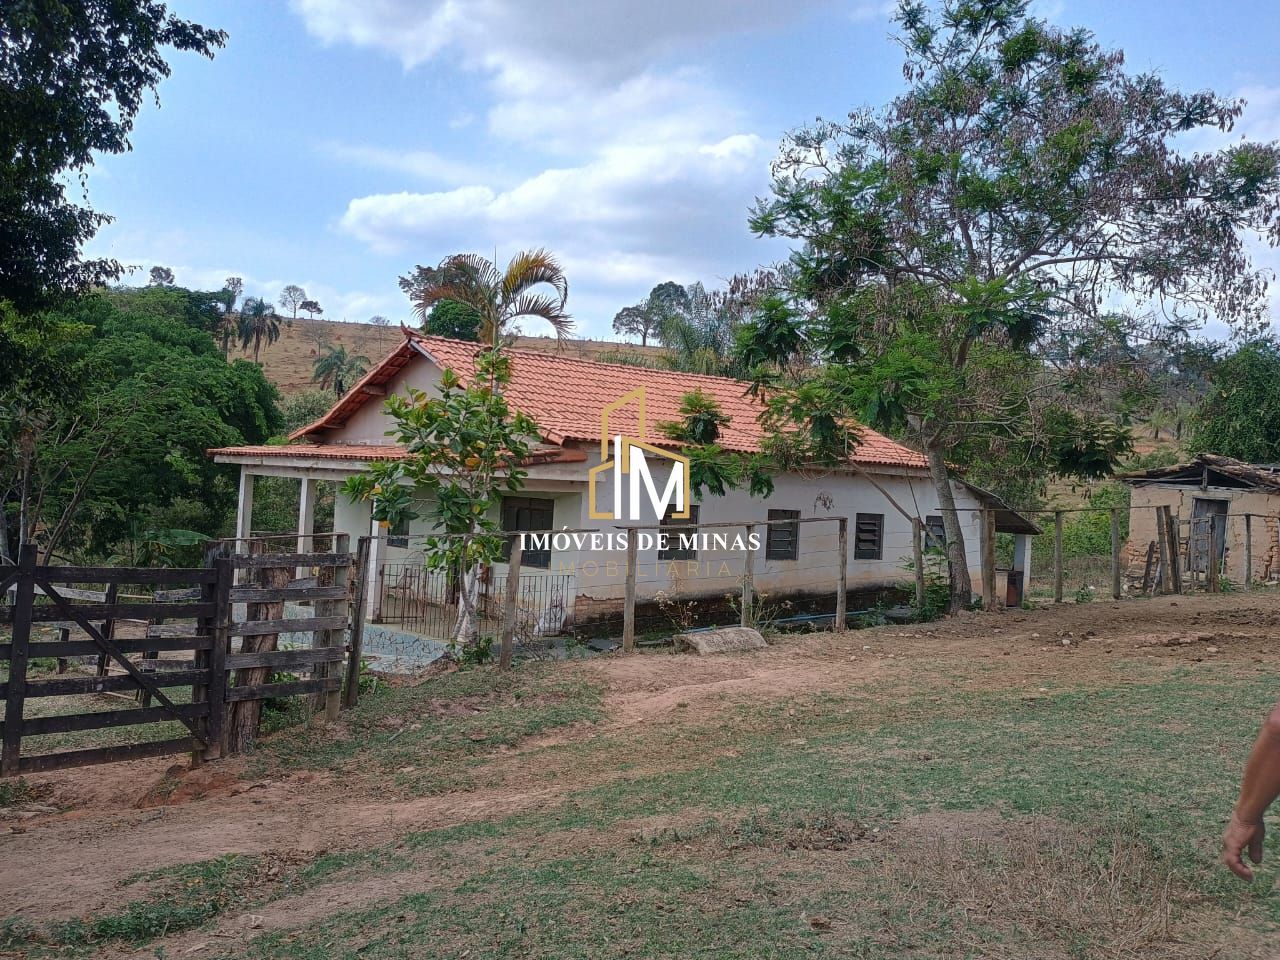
1118 454 1280 585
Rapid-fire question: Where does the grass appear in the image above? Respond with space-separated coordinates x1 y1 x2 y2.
8 651 1280 958
249 662 604 796
1 848 407 954
227 664 1280 960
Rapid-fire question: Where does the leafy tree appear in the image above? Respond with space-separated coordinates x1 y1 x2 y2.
613 281 689 346
279 284 307 318
312 344 371 395
221 276 243 313
423 300 482 341
300 299 323 319
343 350 539 656
401 249 572 346
658 390 772 499
1189 339 1280 463
0 2 224 313
281 390 337 434
746 0 1280 609
1 290 280 560
148 265 175 287
238 297 281 363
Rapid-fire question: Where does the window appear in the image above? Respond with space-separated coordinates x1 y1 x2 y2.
854 513 883 560
501 496 554 568
765 509 800 561
658 504 700 561
924 514 946 549
387 514 410 549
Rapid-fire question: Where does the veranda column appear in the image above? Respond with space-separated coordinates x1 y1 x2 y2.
368 514 385 622
296 476 317 579
235 467 255 546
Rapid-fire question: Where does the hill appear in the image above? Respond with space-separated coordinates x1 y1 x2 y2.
243 317 667 395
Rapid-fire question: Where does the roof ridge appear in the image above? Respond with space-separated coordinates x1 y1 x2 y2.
412 332 756 391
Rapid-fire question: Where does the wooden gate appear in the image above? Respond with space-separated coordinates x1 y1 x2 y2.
0 544 222 775
0 539 359 775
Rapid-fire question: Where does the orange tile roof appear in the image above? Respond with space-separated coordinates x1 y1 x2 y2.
209 443 408 462
286 330 928 471
411 334 928 469
208 442 584 466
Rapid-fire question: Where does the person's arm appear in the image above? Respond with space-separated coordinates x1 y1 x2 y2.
1223 704 1280 880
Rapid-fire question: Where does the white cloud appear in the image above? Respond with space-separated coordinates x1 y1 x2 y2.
290 0 810 333
323 142 499 188
291 0 828 84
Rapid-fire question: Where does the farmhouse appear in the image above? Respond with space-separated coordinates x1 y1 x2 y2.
210 331 1030 649
1120 454 1280 585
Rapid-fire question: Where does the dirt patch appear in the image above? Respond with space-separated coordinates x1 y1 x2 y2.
135 764 242 809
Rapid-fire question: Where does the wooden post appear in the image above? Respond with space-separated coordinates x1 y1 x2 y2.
1110 507 1122 600
205 552 231 758
1207 516 1221 592
1245 514 1253 589
911 517 925 613
740 524 755 628
981 509 997 610
223 545 290 755
343 536 371 708
499 538 522 671
316 533 348 721
1155 507 1170 594
1053 510 1064 603
1165 509 1183 593
94 582 119 678
622 529 638 652
2 544 36 776
1140 542 1156 595
835 518 848 630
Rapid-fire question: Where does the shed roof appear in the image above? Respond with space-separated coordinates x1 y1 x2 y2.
1117 454 1280 493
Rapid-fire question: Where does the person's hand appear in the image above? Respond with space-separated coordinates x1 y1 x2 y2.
1223 813 1265 881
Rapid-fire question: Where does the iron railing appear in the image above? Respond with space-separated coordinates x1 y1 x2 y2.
376 562 573 642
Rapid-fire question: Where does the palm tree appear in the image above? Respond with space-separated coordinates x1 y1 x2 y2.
312 344 370 395
238 297 282 363
399 248 572 347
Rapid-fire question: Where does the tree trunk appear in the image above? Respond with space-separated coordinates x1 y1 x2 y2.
223 559 290 754
925 440 973 613
454 563 480 647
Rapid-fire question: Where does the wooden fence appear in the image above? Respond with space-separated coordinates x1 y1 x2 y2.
0 539 360 776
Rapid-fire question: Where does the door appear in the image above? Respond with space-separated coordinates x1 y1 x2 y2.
1190 498 1227 574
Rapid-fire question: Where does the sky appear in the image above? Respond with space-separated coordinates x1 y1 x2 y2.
82 0 1280 340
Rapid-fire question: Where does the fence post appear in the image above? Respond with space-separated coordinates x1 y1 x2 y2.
835 517 848 631
1110 507 1122 600
1053 511 1064 603
1155 507 1170 594
499 538 522 671
741 524 756 628
1207 516 1221 592
1165 509 1183 594
912 517 925 613
982 509 997 611
2 544 36 776
344 536 371 708
206 551 231 758
316 533 349 721
623 529 638 652
1245 514 1253 589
